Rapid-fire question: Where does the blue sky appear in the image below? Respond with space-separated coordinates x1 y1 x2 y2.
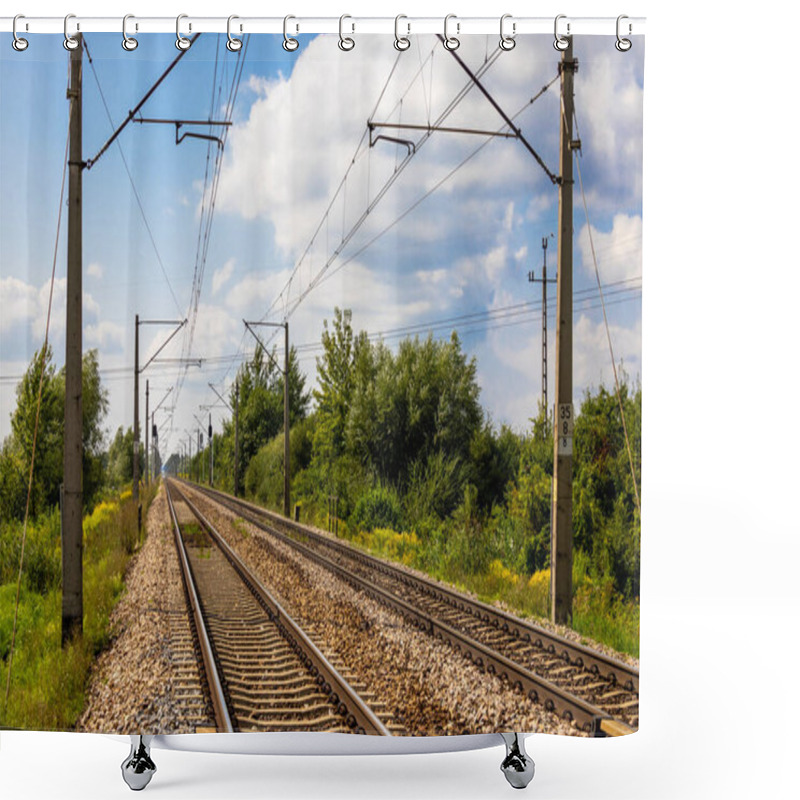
0 32 643 458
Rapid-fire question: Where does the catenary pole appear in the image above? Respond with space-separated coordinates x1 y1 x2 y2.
144 379 149 485
551 38 577 625
234 379 240 497
284 321 290 517
62 34 83 645
133 315 140 525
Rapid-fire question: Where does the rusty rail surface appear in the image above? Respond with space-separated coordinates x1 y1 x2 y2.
181 480 637 736
166 479 391 736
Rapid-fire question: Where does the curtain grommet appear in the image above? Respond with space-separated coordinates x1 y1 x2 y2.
338 14 355 51
283 15 299 51
63 14 79 51
122 14 138 51
443 14 460 51
394 15 411 51
227 15 243 52
12 14 29 51
499 14 516 51
176 14 192 50
615 15 632 51
554 14 569 51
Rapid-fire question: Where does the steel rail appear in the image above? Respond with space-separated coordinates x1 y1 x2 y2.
181 481 633 736
169 480 391 737
165 480 234 733
187 480 639 692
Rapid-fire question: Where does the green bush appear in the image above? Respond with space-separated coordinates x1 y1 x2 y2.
351 485 403 532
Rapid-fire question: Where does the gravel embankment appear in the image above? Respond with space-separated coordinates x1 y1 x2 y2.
77 486 213 734
185 486 581 737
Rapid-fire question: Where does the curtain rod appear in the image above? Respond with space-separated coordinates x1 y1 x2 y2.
1 16 645 37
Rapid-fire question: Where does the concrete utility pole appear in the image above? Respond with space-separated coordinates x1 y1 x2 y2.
234 379 240 497
133 315 140 524
62 34 83 645
528 236 556 419
283 322 290 517
551 38 578 625
208 413 213 487
134 318 185 506
144 379 149 485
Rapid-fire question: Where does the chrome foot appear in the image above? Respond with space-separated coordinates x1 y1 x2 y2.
121 735 156 791
500 733 535 789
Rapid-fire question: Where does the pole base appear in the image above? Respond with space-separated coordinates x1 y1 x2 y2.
121 735 156 791
500 733 535 790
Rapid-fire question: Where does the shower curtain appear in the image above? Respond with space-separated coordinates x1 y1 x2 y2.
0 25 643 742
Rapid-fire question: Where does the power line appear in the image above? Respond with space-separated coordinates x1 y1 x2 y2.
83 37 184 317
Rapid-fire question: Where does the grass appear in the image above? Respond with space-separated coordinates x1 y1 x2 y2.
245 487 640 658
0 483 156 730
343 524 640 659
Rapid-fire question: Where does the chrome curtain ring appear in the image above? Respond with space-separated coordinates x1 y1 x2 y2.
12 14 29 51
283 15 299 51
499 14 516 51
122 14 138 51
615 15 632 51
338 14 355 51
176 14 192 50
63 14 79 51
227 15 243 52
443 14 460 50
553 14 569 51
394 14 410 51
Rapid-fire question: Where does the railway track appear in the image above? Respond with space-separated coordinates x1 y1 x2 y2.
180 480 639 736
164 480 392 735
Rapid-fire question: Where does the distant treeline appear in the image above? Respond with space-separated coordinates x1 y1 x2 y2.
192 307 641 612
0 308 641 650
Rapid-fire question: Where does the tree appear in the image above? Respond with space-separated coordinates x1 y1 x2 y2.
573 378 641 598
106 426 134 488
282 345 311 426
9 345 62 515
77 349 109 507
313 308 370 459
3 347 109 517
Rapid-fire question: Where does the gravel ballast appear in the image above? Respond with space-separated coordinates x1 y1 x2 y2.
77 486 214 734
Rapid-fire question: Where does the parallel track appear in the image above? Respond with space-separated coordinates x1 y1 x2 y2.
165 480 391 735
181 480 639 736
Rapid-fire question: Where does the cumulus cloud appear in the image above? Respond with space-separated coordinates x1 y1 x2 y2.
577 213 642 284
212 258 235 295
85 320 125 350
214 35 582 262
0 276 37 333
87 262 104 279
573 314 642 393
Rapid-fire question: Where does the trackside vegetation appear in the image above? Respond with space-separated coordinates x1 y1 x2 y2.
199 308 641 656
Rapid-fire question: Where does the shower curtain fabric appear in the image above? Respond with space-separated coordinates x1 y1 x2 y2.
0 30 643 737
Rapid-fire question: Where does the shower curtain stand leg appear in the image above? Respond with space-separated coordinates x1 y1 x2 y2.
499 733 535 789
121 735 156 791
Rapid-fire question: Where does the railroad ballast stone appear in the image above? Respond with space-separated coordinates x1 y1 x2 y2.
184 484 580 737
77 485 214 734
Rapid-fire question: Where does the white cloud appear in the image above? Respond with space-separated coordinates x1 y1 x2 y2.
190 303 242 360
224 267 295 315
85 320 125 350
212 258 235 295
577 213 643 284
415 268 448 285
0 276 37 333
215 35 578 261
87 262 104 279
502 202 515 232
573 314 642 393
